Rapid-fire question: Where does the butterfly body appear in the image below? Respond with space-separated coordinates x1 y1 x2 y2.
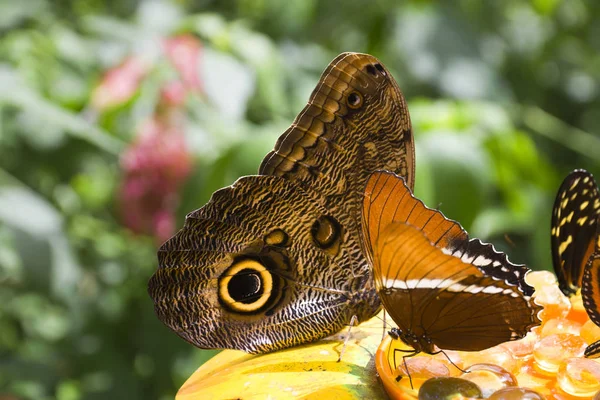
149 53 415 353
362 171 542 358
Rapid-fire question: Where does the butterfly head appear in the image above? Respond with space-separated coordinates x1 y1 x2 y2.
389 327 435 355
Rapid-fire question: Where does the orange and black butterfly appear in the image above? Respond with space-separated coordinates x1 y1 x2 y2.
361 171 542 361
551 169 600 357
551 169 600 296
582 221 600 358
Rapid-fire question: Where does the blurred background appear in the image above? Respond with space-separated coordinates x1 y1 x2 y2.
1 0 599 398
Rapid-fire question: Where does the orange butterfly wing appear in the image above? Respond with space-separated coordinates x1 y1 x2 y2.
362 171 541 352
363 171 534 294
582 217 600 358
362 171 465 265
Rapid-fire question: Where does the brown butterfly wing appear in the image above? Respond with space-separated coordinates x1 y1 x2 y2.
149 54 414 353
373 223 540 352
149 175 379 353
551 170 600 296
363 171 541 352
582 217 600 358
261 52 415 214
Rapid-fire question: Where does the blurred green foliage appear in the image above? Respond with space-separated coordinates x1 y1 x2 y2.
0 0 599 399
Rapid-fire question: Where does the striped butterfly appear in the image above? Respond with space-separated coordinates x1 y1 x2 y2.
361 171 542 361
551 169 600 357
551 169 600 296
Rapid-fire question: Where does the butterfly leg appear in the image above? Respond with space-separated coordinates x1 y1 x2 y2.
431 349 468 374
390 347 419 388
337 314 359 362
381 310 387 341
391 346 417 369
400 352 420 389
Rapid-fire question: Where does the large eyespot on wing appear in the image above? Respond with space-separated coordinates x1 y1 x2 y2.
372 222 542 352
260 53 415 212
362 170 533 296
582 217 600 358
551 169 600 296
148 175 379 353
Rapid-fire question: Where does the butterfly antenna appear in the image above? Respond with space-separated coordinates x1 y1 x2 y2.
504 233 516 248
337 315 358 362
370 310 394 331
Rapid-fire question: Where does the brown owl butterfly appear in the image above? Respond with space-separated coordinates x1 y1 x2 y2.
148 53 415 353
362 171 542 358
551 169 600 297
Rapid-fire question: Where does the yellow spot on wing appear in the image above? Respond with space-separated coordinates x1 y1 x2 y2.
580 201 590 210
558 235 573 255
561 212 574 226
577 216 588 226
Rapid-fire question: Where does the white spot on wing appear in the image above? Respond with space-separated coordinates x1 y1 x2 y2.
482 286 504 294
441 247 453 256
386 278 522 296
473 255 491 266
461 254 474 264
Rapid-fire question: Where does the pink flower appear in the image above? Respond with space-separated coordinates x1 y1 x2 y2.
163 35 203 92
91 57 149 111
160 80 187 108
119 117 191 243
111 34 203 242
153 210 176 245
